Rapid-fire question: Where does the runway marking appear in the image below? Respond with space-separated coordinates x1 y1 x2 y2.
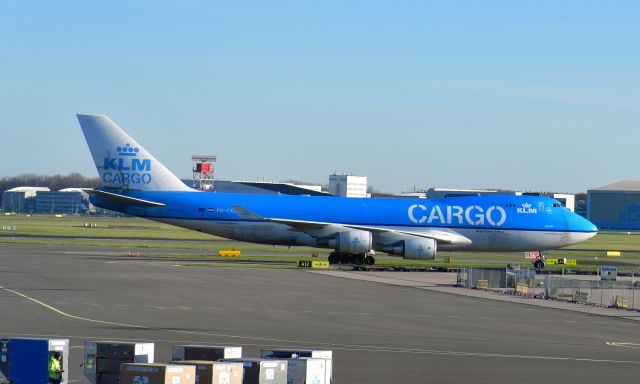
2 286 640 365
0 286 147 329
607 342 640 349
1 329 638 366
64 251 124 256
144 305 191 311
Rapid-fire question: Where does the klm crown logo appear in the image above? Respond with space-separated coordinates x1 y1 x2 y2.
102 143 152 185
117 143 140 157
517 202 537 214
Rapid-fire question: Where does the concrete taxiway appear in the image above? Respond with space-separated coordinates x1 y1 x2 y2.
1 243 639 383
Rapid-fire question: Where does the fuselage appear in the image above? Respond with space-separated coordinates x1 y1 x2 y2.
92 190 598 253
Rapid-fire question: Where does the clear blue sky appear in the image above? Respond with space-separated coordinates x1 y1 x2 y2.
1 1 638 193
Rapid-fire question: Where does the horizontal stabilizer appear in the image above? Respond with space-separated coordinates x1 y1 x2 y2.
85 189 165 207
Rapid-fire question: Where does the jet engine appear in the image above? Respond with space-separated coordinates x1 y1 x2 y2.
317 230 372 254
383 238 437 260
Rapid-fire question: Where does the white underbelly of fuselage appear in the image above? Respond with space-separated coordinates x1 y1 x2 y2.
152 218 587 252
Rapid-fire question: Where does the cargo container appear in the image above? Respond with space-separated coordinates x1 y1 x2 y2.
120 363 196 384
173 360 244 384
84 341 155 384
222 359 287 384
282 358 327 384
9 338 69 384
261 349 332 384
0 339 9 382
172 345 242 362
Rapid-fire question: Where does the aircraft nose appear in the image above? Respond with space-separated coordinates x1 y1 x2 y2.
566 210 598 240
576 215 598 235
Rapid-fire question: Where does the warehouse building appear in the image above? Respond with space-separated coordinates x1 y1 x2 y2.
1 187 49 213
34 190 87 215
588 180 640 231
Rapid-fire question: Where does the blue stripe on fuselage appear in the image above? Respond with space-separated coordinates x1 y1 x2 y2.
91 190 595 233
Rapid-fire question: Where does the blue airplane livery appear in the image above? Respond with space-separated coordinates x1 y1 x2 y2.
78 114 598 267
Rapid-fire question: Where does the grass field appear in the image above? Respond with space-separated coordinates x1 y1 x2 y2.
1 214 639 270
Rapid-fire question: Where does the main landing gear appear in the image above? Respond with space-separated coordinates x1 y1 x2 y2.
328 252 376 265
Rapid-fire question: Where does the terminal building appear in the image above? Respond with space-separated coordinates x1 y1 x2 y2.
588 180 640 231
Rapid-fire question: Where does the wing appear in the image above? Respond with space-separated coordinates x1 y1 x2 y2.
233 206 472 245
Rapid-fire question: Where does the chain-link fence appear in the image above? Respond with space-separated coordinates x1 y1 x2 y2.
544 275 639 310
457 267 640 311
457 267 508 289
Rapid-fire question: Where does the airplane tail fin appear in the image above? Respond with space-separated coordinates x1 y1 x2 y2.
77 114 192 192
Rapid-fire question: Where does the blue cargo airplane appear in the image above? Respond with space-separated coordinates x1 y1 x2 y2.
78 114 598 268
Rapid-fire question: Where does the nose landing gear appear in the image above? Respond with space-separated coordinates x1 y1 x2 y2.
533 258 545 270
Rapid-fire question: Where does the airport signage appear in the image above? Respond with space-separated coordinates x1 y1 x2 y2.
545 258 577 266
298 260 329 269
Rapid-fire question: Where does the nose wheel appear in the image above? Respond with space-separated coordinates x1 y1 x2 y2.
533 259 545 269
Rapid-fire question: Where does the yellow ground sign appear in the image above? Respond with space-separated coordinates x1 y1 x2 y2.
218 250 241 257
606 251 621 257
298 260 330 269
546 258 577 266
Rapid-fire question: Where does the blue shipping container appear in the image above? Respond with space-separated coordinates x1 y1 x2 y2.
10 339 52 384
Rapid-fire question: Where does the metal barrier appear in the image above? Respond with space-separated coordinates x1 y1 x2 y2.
457 267 508 289
458 267 640 311
543 275 639 310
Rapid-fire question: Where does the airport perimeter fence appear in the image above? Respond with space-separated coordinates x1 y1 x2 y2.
543 276 640 310
456 267 508 290
457 267 640 311
457 267 543 294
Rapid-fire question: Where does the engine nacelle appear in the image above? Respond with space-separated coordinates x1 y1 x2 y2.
317 230 372 254
383 238 437 260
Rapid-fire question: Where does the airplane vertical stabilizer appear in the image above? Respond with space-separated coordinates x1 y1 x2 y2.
77 114 192 192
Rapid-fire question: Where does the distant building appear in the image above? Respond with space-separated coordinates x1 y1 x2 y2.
588 180 640 230
425 188 517 199
34 191 87 215
181 179 329 196
396 191 427 199
215 180 328 196
1 187 49 213
552 193 575 212
329 174 368 198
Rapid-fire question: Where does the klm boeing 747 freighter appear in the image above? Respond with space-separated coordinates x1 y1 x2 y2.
78 114 598 267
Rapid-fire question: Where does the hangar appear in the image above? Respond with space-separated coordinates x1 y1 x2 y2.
587 180 640 230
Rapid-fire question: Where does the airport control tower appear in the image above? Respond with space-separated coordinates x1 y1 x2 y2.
192 155 216 191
